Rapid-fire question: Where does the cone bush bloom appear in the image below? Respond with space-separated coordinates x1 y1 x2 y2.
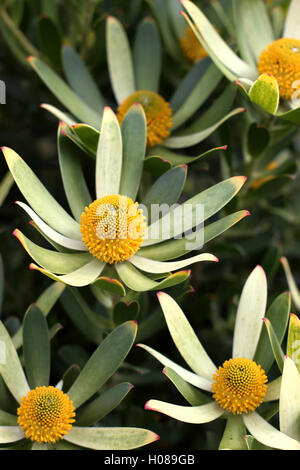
180 0 300 122
139 266 300 450
2 106 248 293
0 308 158 450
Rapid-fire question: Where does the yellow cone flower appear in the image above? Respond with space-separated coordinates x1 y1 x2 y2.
17 386 75 444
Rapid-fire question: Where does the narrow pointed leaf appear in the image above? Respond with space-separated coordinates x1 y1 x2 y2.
171 64 222 131
139 211 250 260
2 147 81 240
23 305 50 388
67 321 137 408
234 0 274 61
0 410 18 426
130 253 217 274
147 0 181 60
163 367 211 406
137 343 212 391
164 108 245 149
96 107 122 198
287 313 300 374
262 318 284 372
62 45 105 113
264 377 281 402
28 57 101 128
143 176 247 246
243 411 300 450
219 415 247 450
40 103 77 127
58 124 92 222
181 0 257 80
133 17 161 92
170 59 211 113
0 171 14 207
119 104 146 200
141 165 187 221
254 292 290 373
280 356 300 441
30 259 105 288
157 291 216 380
65 426 159 450
13 229 92 274
145 399 223 424
115 262 190 292
106 16 135 104
75 382 133 426
233 266 267 359
281 257 300 310
15 201 85 249
71 124 99 156
0 427 25 444
283 0 300 39
0 320 29 403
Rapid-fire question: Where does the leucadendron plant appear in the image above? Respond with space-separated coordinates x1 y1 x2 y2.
138 266 300 450
0 305 158 450
1 105 249 294
26 13 245 163
180 0 300 123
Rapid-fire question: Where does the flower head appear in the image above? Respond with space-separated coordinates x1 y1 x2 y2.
180 25 208 63
80 195 146 264
117 91 172 147
258 38 300 99
17 386 75 444
212 358 268 415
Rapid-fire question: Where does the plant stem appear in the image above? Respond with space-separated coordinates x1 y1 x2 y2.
0 7 40 57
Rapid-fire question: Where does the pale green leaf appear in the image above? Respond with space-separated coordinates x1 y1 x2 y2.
2 147 81 240
243 411 300 450
67 321 137 408
106 16 136 104
280 356 300 441
96 107 122 198
0 321 30 403
137 343 212 391
133 17 161 92
145 399 223 424
283 0 300 39
157 292 216 380
65 426 158 450
233 265 267 359
119 104 146 200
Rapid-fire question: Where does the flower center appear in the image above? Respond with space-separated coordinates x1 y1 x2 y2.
258 38 300 99
212 358 268 415
117 91 173 147
180 25 208 63
17 386 75 444
80 194 146 264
